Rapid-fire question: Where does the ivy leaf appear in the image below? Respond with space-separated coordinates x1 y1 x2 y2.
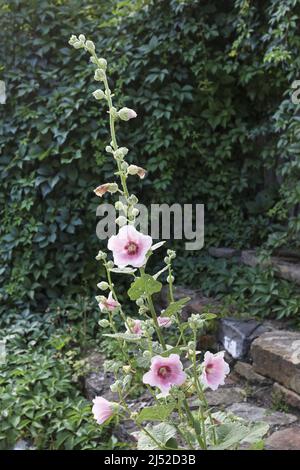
127 274 162 300
137 423 177 450
136 404 175 424
163 297 191 317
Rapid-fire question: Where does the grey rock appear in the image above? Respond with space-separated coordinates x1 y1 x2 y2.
206 387 246 407
234 361 272 385
251 330 300 394
273 382 300 410
227 402 297 427
265 427 300 450
218 318 270 359
83 351 116 401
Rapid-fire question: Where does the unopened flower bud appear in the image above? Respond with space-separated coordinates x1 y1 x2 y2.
128 195 139 205
115 201 125 211
114 147 129 159
97 281 109 291
131 208 139 217
127 165 146 179
97 58 107 70
118 107 137 121
167 249 176 259
167 275 175 283
136 298 144 307
92 89 105 100
68 35 77 45
164 256 170 264
106 261 114 269
94 183 118 197
99 319 110 328
78 34 86 42
94 68 105 81
96 250 107 261
110 381 121 392
90 56 97 64
106 145 113 153
116 216 128 227
73 41 84 49
85 40 95 52
121 162 129 171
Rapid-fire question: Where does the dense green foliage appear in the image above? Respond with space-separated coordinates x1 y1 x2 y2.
0 0 299 319
0 301 118 449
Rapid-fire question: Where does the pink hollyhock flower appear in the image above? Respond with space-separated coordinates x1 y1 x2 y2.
201 351 230 391
127 319 142 335
98 292 119 312
143 354 187 397
157 316 172 328
108 225 152 268
92 397 113 425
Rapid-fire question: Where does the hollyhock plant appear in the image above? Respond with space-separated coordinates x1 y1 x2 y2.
201 351 230 391
92 397 114 425
157 316 172 328
98 292 119 312
142 354 187 396
108 224 152 268
69 35 269 450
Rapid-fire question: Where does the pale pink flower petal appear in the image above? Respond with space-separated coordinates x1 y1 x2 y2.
108 225 152 268
157 316 172 328
92 397 113 425
99 292 119 312
126 319 142 336
201 351 230 391
143 354 186 397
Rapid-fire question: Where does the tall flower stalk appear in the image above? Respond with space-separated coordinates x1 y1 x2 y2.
68 34 269 451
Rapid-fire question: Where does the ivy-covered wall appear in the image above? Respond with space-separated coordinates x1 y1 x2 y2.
1 0 299 315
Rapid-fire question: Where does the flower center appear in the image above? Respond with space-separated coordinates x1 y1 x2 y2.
205 363 214 374
158 366 171 378
126 241 139 255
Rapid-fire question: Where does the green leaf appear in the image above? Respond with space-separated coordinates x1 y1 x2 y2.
127 274 162 301
136 404 175 424
137 423 177 450
163 297 191 317
103 333 141 342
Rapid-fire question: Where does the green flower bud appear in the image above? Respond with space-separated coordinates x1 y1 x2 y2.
167 249 176 259
110 380 121 393
95 250 107 261
116 216 128 227
85 40 95 52
131 208 139 217
128 195 139 205
106 145 113 153
92 89 105 100
78 34 86 42
118 107 137 121
68 35 77 45
121 161 129 171
97 281 109 291
167 275 175 283
136 298 144 307
164 256 170 264
106 261 114 269
94 68 105 81
73 41 84 49
97 58 107 70
90 56 97 64
99 319 110 328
